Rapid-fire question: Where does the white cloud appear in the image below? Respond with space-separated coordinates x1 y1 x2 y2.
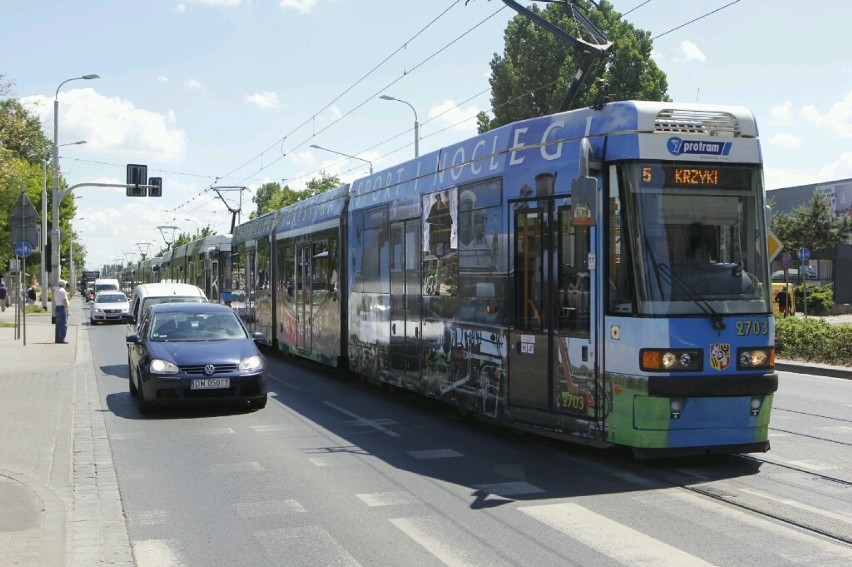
279 0 320 13
802 90 852 139
819 151 852 182
770 101 793 124
763 166 815 191
157 75 168 82
767 132 801 149
174 4 186 13
184 78 203 91
193 0 241 6
246 91 280 110
428 100 480 136
680 40 706 62
23 88 186 163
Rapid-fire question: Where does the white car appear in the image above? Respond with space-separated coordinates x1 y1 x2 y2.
90 291 131 325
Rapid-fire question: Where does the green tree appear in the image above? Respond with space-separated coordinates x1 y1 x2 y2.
771 192 852 252
1 75 81 282
251 172 341 218
478 0 669 132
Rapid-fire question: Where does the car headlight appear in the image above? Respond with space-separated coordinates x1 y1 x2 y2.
150 359 179 375
239 355 263 373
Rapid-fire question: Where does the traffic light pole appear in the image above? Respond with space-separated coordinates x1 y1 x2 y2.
50 182 155 290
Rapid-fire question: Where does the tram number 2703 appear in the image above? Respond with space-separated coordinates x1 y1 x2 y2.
735 320 769 336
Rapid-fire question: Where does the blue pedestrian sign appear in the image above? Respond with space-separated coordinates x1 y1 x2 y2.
14 241 33 258
797 247 810 261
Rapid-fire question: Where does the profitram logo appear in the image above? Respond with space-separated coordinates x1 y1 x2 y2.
667 137 732 157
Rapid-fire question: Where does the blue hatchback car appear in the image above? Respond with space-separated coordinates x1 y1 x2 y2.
126 302 267 413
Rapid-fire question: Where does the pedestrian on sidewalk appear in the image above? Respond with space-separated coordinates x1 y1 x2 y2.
0 279 7 312
54 280 69 343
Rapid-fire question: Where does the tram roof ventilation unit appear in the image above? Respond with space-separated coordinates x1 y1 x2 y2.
653 109 741 137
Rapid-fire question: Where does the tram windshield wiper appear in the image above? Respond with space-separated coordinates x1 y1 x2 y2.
655 262 726 331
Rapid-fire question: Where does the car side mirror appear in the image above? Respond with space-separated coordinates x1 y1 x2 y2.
251 332 265 342
126 334 140 344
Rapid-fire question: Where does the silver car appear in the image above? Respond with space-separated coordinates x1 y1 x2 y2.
90 291 131 324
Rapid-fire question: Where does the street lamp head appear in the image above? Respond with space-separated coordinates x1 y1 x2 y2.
309 144 321 149
379 94 395 101
82 74 100 80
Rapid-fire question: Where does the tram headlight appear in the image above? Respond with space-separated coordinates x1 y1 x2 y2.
640 349 702 372
737 347 774 370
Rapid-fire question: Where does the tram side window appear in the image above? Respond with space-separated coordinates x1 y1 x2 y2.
422 189 458 297
278 244 295 300
355 207 389 294
457 180 504 323
607 185 634 314
558 207 590 336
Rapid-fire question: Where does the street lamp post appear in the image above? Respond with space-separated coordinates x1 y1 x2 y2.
52 74 99 297
42 140 86 309
379 94 419 158
69 217 84 295
309 144 373 174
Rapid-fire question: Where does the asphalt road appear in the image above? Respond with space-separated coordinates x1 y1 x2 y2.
87 320 852 567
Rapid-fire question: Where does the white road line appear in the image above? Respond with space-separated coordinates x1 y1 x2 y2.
357 491 421 507
389 516 512 567
255 526 362 566
324 401 401 437
235 498 306 518
738 487 852 524
133 539 184 567
518 503 717 567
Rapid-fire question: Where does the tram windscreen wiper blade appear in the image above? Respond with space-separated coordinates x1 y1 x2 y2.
655 262 726 331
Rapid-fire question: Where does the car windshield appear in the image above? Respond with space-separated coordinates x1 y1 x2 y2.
96 294 127 303
150 312 247 342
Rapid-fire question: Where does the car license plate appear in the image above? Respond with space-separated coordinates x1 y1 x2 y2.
191 378 230 390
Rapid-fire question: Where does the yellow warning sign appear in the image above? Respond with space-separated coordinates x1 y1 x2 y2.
767 228 783 262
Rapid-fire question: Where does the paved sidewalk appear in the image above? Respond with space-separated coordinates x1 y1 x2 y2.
0 298 848 566
0 296 133 566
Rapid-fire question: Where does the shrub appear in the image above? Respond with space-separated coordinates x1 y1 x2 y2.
793 283 833 315
775 316 851 365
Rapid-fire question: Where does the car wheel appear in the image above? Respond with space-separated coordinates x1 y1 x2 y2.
128 362 138 398
249 394 267 410
136 383 151 413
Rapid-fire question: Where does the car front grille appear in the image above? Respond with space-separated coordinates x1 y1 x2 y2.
180 364 239 375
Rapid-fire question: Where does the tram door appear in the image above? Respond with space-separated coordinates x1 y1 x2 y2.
389 220 422 385
294 244 313 351
244 244 258 332
509 198 595 418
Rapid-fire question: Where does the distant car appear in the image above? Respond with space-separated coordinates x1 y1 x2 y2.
126 302 267 413
771 267 817 281
90 291 131 324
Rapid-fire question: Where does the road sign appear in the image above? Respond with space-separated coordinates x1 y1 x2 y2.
780 250 793 269
797 247 810 261
14 241 32 258
767 228 782 262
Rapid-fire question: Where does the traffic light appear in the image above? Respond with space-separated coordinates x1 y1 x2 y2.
126 164 148 197
149 177 162 197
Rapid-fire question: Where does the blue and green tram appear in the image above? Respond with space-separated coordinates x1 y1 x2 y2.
347 100 774 455
252 100 776 455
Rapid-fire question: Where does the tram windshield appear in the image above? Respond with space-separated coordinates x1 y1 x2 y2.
608 161 771 316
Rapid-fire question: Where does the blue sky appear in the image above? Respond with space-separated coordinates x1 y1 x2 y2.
3 0 851 270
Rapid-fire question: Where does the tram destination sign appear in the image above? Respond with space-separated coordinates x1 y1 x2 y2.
641 163 753 190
